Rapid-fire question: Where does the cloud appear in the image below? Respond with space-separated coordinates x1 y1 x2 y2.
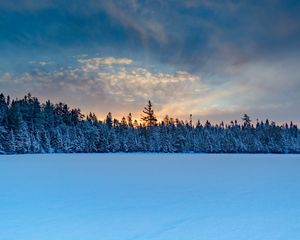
0 55 210 117
1 1 300 122
0 72 12 81
2 51 300 123
78 57 133 71
93 67 202 104
1 0 299 73
99 1 168 45
46 56 202 105
29 61 53 66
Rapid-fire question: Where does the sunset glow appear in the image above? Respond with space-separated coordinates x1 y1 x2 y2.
0 1 299 123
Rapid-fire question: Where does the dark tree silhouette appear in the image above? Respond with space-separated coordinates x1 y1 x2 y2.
141 100 157 127
0 93 299 154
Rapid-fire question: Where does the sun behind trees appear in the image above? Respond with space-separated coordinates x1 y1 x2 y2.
0 93 299 154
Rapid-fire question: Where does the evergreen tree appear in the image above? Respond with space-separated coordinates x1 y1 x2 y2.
127 113 133 128
141 100 157 127
0 93 299 154
106 112 113 129
0 126 6 154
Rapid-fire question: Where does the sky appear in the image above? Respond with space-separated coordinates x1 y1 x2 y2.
0 0 300 123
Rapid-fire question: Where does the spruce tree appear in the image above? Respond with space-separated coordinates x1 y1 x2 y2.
141 100 157 127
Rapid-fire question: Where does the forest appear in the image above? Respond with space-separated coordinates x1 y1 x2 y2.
0 93 299 154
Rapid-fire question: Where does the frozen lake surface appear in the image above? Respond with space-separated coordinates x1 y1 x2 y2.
1 154 300 240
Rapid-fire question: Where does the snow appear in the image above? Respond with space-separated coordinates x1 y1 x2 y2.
0 154 300 240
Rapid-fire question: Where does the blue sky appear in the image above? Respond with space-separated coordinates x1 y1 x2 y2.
0 0 300 123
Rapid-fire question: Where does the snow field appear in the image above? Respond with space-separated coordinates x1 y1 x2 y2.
0 153 300 240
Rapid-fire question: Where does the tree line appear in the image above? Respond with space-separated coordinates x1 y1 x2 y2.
0 93 299 154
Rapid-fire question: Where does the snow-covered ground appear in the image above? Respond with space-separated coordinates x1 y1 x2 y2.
0 154 300 240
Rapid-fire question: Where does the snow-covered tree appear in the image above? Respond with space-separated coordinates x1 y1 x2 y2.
0 94 299 154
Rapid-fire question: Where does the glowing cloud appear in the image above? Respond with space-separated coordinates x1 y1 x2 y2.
78 57 133 71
